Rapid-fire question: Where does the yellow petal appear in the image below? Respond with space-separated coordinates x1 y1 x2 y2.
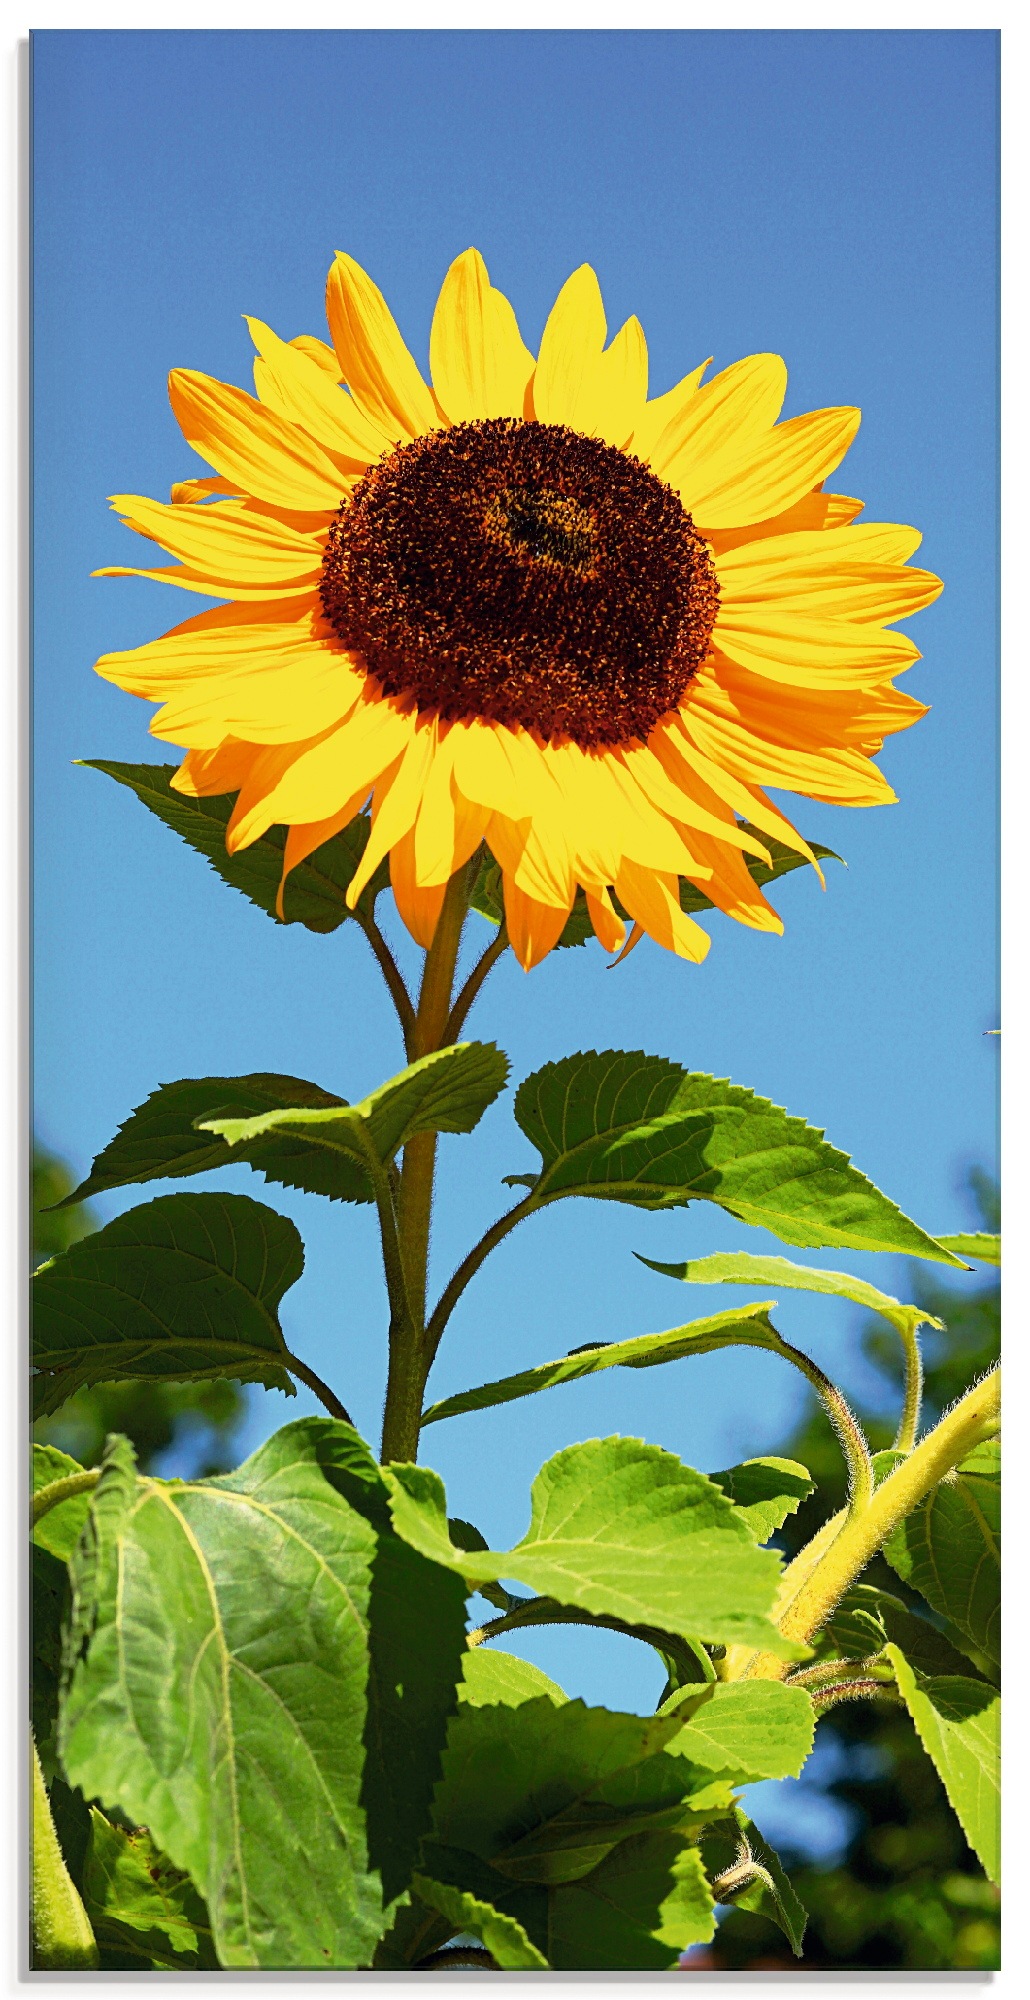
277 793 374 918
171 740 255 796
451 722 555 822
226 695 414 850
587 316 649 447
94 561 319 603
106 492 325 587
646 354 787 485
290 335 342 380
705 488 865 553
170 476 240 504
618 744 770 860
502 878 574 971
168 369 345 512
346 724 437 905
325 251 440 444
247 317 393 466
413 732 491 887
390 827 446 947
629 360 711 462
430 248 535 422
714 611 919 688
530 265 607 428
689 406 862 530
585 885 626 954
614 860 711 963
653 719 823 880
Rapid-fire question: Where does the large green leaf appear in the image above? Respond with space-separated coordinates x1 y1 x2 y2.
509 1051 961 1262
640 1250 944 1341
32 1192 301 1416
461 1648 567 1708
700 1809 807 1956
882 1441 1000 1668
419 1696 722 1967
819 1585 987 1682
707 1457 814 1544
199 1042 509 1184
661 1680 814 1783
57 1074 359 1208
886 1645 1000 1885
82 1810 218 1971
84 761 388 930
421 1301 789 1428
385 1437 802 1656
59 1419 468 1967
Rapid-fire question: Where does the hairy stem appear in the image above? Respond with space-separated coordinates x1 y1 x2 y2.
893 1317 925 1453
31 1734 99 1968
32 1468 100 1527
357 913 417 1056
283 1350 354 1425
423 1194 540 1372
445 926 509 1042
740 1367 1000 1682
382 865 472 1463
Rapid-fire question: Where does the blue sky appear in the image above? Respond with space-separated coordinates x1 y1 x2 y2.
33 30 998 1783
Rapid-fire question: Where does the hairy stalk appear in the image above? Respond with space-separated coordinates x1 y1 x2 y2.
893 1317 925 1453
382 865 473 1463
33 1467 101 1527
283 1350 354 1424
445 926 509 1042
31 1733 99 1968
809 1676 905 1715
423 1193 540 1371
738 1367 1000 1683
356 913 417 1056
774 1337 874 1516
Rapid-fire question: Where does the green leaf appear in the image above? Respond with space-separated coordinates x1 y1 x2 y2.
410 1876 548 1968
58 1419 468 1966
82 1810 218 1971
57 1074 360 1208
640 1250 944 1340
701 1809 807 1956
199 1042 509 1184
821 1585 985 1681
934 1232 1001 1266
32 1192 301 1416
32 1443 93 1558
421 1301 788 1428
707 1457 814 1543
412 1689 727 1966
661 1680 815 1782
886 1644 1000 1885
84 761 388 931
460 1647 567 1708
882 1440 1000 1668
511 1051 962 1262
384 1437 802 1656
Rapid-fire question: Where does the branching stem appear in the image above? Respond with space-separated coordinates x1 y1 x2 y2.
283 1350 354 1424
893 1316 925 1453
356 912 417 1056
423 1194 540 1370
445 927 509 1042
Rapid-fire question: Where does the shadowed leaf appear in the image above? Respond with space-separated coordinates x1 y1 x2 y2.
886 1645 1000 1885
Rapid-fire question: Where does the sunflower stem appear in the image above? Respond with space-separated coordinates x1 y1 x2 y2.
31 1732 99 1968
357 913 417 1057
382 864 473 1463
445 925 509 1042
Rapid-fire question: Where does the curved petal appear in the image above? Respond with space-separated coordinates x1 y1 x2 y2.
706 489 865 553
714 612 919 688
171 740 255 797
430 248 535 422
629 359 711 462
290 335 342 380
106 493 325 587
614 859 711 963
346 724 437 904
530 264 607 427
646 354 787 484
168 369 346 511
390 826 446 947
585 885 627 954
502 877 575 971
226 694 415 850
248 317 392 465
325 251 440 443
277 791 375 918
586 316 649 447
689 406 862 530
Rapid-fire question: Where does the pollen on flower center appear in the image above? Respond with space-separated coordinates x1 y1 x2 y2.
319 417 719 749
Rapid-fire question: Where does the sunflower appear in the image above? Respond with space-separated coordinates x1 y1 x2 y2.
94 250 941 969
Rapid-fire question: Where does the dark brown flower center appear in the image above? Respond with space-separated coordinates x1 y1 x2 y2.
319 418 719 749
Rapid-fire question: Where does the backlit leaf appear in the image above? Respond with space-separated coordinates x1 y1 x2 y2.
385 1437 802 1656
460 1648 567 1708
660 1679 815 1782
410 1876 548 1968
511 1051 961 1262
882 1441 1000 1668
640 1249 944 1340
934 1232 1000 1266
32 1192 301 1415
82 1811 217 1971
199 1042 509 1182
84 761 388 931
421 1302 785 1428
707 1457 814 1543
886 1645 1000 1884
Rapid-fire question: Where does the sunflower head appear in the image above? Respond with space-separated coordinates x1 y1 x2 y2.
95 248 941 970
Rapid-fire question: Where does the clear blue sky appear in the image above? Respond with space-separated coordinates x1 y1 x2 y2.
33 30 998 1805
